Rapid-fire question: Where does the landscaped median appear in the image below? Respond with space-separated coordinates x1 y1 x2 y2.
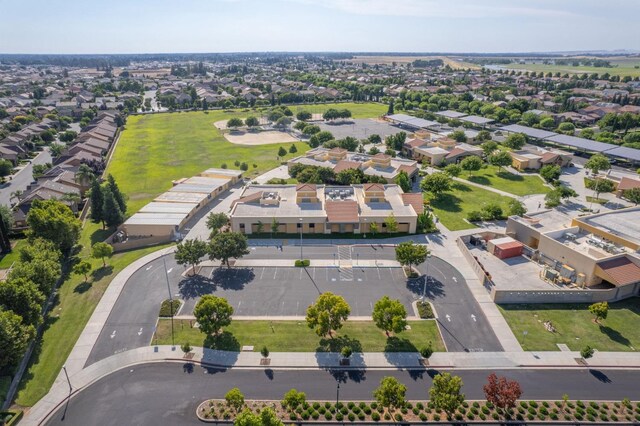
153 319 445 353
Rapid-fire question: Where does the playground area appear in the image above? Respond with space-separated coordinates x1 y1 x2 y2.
222 129 300 145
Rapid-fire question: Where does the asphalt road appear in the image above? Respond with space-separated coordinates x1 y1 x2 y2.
45 363 640 426
0 147 51 206
86 244 500 366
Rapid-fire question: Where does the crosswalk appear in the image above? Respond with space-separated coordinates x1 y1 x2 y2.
337 245 353 281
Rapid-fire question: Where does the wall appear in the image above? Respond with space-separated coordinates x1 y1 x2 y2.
493 282 639 304
456 236 492 288
537 232 600 285
505 216 541 248
110 234 171 252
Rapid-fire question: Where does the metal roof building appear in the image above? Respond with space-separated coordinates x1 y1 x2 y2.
500 124 557 140
545 134 614 153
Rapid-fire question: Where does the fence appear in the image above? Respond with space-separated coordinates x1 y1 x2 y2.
492 282 639 304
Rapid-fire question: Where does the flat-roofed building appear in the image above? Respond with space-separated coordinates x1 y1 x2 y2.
229 183 422 235
506 207 640 296
287 147 419 182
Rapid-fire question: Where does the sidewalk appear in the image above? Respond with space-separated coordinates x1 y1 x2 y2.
24 345 640 426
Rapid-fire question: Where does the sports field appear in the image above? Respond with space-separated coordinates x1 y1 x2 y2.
498 58 640 78
108 103 386 214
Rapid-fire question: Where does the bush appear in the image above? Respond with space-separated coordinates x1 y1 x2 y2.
294 259 310 267
347 402 355 409
158 299 181 317
358 412 365 420
340 406 348 415
416 402 425 410
419 412 427 421
482 406 490 414
467 210 483 222
324 412 333 420
417 301 435 319
348 412 355 422
335 413 344 421
371 411 380 422
394 413 403 422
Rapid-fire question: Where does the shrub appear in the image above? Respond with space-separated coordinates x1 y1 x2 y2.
340 406 348 415
358 412 365 420
577 400 585 408
312 402 320 410
324 402 332 409
158 299 181 317
348 412 355 422
335 413 344 421
370 402 378 410
529 401 539 408
301 410 310 420
371 411 380 422
419 412 427 421
482 406 491 414
364 406 372 415
611 414 618 421
324 412 333 420
416 301 435 319
416 402 425 410
527 413 535 420
352 406 361 414
467 210 483 222
550 413 558 420
394 413 403 422
294 259 310 267
400 407 408 415
318 406 326 414
542 401 549 408
520 401 528 408
347 401 355 409
479 413 486 420
599 413 608 421
492 412 500 420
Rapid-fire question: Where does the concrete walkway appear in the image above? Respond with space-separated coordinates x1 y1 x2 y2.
25 345 640 426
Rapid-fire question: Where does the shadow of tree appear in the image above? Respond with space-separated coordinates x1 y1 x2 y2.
178 275 216 299
468 176 491 186
91 265 114 281
496 171 524 181
599 325 631 347
183 362 194 374
328 368 367 383
210 267 256 290
316 335 363 353
406 276 445 300
429 193 462 213
73 281 92 294
204 331 241 351
89 226 115 246
264 369 274 380
384 336 418 353
589 369 612 383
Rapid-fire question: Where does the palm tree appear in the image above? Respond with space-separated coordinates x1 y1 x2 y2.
74 164 94 189
10 190 23 205
59 192 81 211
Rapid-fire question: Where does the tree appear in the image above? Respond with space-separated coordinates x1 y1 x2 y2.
460 155 483 172
420 343 434 360
227 117 244 129
261 346 269 359
281 389 306 411
181 342 192 355
540 164 562 182
208 232 250 268
277 146 287 157
450 130 467 143
106 174 126 214
74 164 94 188
420 172 452 199
205 213 228 237
480 141 498 158
102 187 125 227
483 373 522 415
341 345 353 359
73 260 92 283
395 171 411 193
270 217 280 235
503 133 527 150
373 376 407 413
540 117 556 130
26 199 81 253
588 301 608 323
193 295 233 336
545 190 561 208
580 345 594 360
623 187 640 205
234 407 283 426
89 178 104 224
175 239 207 275
305 292 350 338
369 222 378 235
387 100 394 115
584 153 611 176
444 163 462 177
384 213 398 233
308 130 334 148
429 373 465 419
302 124 320 136
507 198 527 216
0 310 35 370
481 203 503 220
395 241 428 272
0 278 45 326
489 151 513 172
372 296 408 336
557 122 575 135
288 144 297 154
244 116 259 128
225 387 245 412
0 159 13 177
587 178 614 200
296 110 311 121
91 242 113 267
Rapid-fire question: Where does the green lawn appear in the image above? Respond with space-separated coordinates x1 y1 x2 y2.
107 111 310 214
108 103 386 215
498 298 640 352
15 221 173 407
504 59 640 78
426 182 515 231
458 165 550 196
0 239 27 269
288 102 388 119
154 319 445 353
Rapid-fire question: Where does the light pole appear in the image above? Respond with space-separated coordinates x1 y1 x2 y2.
422 253 432 299
299 218 303 260
336 380 340 407
62 365 72 396
163 257 175 348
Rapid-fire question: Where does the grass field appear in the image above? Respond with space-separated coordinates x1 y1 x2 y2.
426 182 515 231
501 58 640 78
288 102 387 119
458 166 551 196
154 319 445 353
498 299 640 352
15 222 173 407
0 239 26 269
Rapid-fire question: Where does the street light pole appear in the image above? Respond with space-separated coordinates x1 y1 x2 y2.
62 365 72 396
163 257 175 348
336 381 340 407
299 218 303 260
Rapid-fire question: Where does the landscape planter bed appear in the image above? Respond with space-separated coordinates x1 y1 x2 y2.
196 399 640 423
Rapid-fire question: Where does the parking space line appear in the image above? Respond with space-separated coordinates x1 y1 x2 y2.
273 268 278 279
377 267 381 279
259 267 265 280
312 267 316 279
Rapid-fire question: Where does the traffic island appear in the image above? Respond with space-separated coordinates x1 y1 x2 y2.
196 399 640 423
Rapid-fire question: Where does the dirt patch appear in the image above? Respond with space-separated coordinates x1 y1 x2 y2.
223 130 300 145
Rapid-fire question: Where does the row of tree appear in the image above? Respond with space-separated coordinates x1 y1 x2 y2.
90 174 127 227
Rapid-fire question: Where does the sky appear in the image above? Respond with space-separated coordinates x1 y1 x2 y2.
1 0 639 54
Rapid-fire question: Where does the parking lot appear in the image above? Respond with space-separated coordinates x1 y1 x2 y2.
179 265 415 317
317 118 404 140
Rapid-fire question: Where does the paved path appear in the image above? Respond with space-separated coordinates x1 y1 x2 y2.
0 148 51 206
